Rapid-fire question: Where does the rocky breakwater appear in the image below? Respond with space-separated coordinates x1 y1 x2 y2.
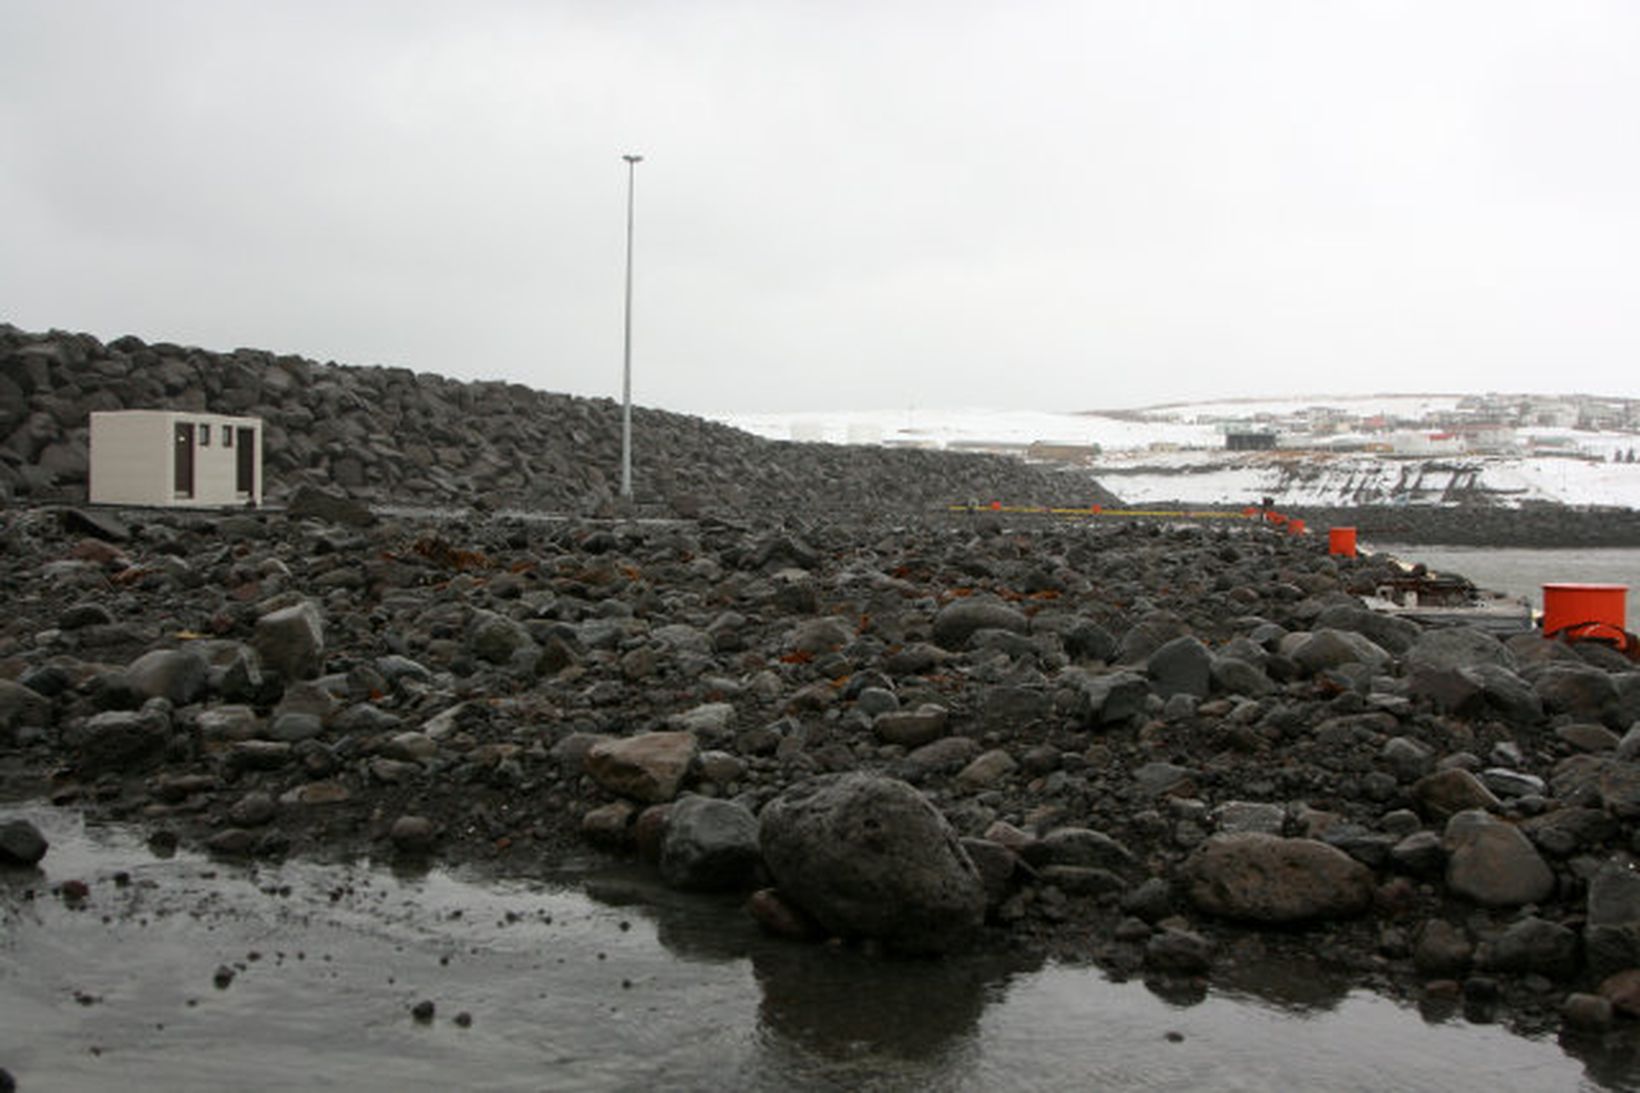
5 503 1640 1035
0 324 1114 515
1289 505 1640 548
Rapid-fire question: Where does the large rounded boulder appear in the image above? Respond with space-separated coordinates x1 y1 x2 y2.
1180 833 1374 924
758 772 986 954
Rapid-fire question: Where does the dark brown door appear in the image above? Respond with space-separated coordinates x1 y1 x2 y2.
173 422 195 497
236 427 255 496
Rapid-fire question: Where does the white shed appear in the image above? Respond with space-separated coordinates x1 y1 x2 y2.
89 410 263 508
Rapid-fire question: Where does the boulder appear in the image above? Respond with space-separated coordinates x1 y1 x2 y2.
1529 664 1619 723
1020 827 1136 872
1585 862 1640 976
1180 833 1373 924
0 679 52 736
466 609 533 665
1146 635 1211 699
1481 915 1578 977
66 709 170 772
1404 627 1516 674
1443 810 1554 908
1117 611 1189 665
585 731 698 803
873 704 949 748
758 772 985 954
1411 768 1500 821
123 648 209 706
1312 604 1421 655
1068 670 1151 727
0 819 49 866
253 601 325 680
659 795 761 891
1283 628 1391 675
932 599 1029 651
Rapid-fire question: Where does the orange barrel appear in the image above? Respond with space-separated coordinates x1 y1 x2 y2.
1328 527 1358 557
1242 506 1258 517
991 501 1002 511
1287 518 1305 535
1268 512 1287 526
1542 583 1629 643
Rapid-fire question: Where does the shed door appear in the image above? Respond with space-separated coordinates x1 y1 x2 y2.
173 422 195 498
236 427 255 496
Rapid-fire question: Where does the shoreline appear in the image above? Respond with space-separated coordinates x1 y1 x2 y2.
3 501 1639 1051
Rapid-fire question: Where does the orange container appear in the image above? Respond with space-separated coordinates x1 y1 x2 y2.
1542 583 1629 643
1287 518 1306 535
1328 527 1357 557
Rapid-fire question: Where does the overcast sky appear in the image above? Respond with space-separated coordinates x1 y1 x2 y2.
3 1 1637 414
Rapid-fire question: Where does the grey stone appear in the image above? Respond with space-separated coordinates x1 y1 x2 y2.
1312 604 1422 655
123 649 209 706
1413 919 1472 975
1146 635 1212 699
1482 916 1578 978
659 795 761 891
1210 801 1286 836
67 709 169 772
466 609 533 665
1412 768 1501 821
874 704 949 748
1443 809 1554 908
1145 926 1215 973
1530 664 1619 722
1069 669 1152 727
0 819 48 866
932 599 1029 651
0 679 52 733
253 602 325 680
1022 827 1136 872
759 772 985 954
1180 833 1374 924
585 732 698 803
1283 628 1391 675
1404 627 1516 674
1390 830 1446 878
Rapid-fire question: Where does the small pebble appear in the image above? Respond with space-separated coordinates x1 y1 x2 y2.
411 999 435 1022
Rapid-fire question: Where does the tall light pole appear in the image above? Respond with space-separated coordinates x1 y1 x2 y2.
620 153 642 500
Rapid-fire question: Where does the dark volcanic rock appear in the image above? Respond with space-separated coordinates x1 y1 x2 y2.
759 772 985 954
1180 833 1374 924
659 795 761 891
0 820 49 866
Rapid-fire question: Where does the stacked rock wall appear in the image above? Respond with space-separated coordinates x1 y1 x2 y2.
0 324 1117 516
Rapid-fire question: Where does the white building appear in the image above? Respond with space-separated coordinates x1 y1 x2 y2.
1390 431 1465 457
89 410 263 507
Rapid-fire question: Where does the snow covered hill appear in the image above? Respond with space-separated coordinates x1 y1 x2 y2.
710 398 1640 509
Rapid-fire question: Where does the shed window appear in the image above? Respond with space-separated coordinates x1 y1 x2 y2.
223 425 234 447
199 424 210 446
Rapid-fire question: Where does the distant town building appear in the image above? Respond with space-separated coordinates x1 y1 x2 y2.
1225 430 1279 451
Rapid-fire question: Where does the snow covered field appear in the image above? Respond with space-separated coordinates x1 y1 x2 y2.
709 401 1640 510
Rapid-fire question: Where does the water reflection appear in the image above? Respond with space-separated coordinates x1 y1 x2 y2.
5 802 1640 1092
751 942 1040 1063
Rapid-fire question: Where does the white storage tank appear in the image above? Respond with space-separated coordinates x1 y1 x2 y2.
89 410 263 508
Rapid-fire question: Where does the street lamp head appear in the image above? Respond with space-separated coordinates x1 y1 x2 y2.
623 154 643 164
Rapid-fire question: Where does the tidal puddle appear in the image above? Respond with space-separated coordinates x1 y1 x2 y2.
1 803 1635 1092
